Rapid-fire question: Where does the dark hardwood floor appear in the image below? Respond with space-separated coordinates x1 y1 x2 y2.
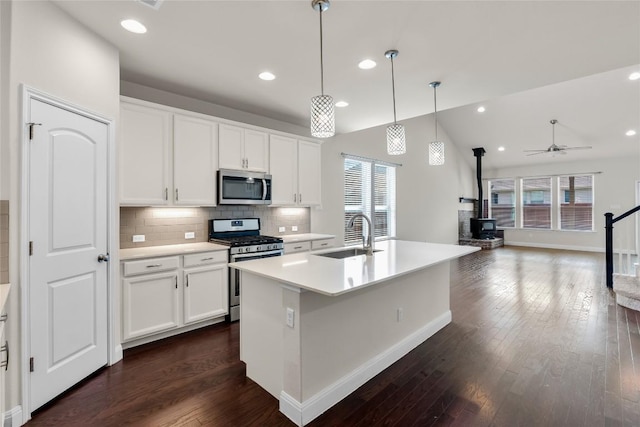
27 247 640 426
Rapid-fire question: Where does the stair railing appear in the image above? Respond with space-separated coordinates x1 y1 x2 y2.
605 205 640 288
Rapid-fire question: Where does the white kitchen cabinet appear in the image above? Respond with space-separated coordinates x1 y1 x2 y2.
122 251 228 346
183 264 228 324
120 102 172 205
269 135 322 206
218 123 269 172
311 238 335 251
284 241 312 254
297 140 322 206
173 114 218 206
120 99 218 206
122 269 180 341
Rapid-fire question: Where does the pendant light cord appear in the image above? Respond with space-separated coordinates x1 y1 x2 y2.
319 8 324 95
391 56 397 124
433 84 438 140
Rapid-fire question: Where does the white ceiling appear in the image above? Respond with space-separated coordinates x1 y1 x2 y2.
52 0 640 169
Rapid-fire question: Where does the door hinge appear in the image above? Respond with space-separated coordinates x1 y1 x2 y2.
29 241 33 256
27 122 42 140
30 357 34 372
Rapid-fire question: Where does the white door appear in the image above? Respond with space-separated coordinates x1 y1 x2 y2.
269 135 298 205
28 98 109 410
298 141 322 206
218 123 245 170
183 265 228 324
243 129 269 172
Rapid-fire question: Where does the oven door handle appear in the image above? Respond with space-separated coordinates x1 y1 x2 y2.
231 249 283 261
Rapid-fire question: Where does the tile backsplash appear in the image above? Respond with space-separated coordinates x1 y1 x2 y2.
120 205 310 249
1 200 8 283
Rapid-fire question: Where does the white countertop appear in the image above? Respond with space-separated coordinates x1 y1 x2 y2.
120 242 228 261
229 240 479 296
280 233 335 243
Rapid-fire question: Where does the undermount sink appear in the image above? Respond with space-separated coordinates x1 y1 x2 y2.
314 248 381 259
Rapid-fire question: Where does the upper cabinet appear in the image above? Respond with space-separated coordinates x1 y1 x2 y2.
120 102 172 205
119 99 218 206
218 124 269 172
270 135 322 206
173 114 218 206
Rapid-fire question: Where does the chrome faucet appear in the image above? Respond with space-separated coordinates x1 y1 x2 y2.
347 213 374 256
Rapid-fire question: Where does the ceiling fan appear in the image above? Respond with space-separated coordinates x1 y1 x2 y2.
524 119 592 156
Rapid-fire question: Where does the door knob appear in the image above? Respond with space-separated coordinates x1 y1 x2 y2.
97 253 110 263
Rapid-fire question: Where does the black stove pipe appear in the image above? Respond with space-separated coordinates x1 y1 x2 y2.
472 147 486 218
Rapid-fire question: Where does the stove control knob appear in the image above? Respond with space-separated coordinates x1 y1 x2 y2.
256 246 261 252
237 248 243 253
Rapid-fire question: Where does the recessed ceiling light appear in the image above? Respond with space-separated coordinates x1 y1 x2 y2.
498 146 505 152
477 106 486 113
258 71 276 81
629 72 640 81
626 129 637 136
358 59 377 70
335 101 349 108
120 19 147 34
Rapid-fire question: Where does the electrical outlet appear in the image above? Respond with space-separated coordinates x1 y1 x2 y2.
292 226 298 232
185 232 195 239
397 307 404 322
132 235 145 243
279 226 286 233
286 307 295 328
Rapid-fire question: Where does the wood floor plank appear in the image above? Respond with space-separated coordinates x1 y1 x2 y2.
26 247 640 427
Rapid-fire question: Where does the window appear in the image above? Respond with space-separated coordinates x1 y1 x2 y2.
344 157 396 245
559 175 593 231
489 179 515 227
522 177 551 229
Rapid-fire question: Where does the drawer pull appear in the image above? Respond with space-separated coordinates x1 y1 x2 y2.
201 257 214 261
1 340 9 371
294 246 302 250
146 264 162 268
320 243 328 246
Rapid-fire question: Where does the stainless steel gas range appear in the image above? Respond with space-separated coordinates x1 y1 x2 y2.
209 218 283 322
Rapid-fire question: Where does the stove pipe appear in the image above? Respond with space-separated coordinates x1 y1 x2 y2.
472 147 486 218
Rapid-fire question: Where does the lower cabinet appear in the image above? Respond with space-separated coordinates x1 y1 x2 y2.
284 238 335 254
122 251 228 345
183 264 227 324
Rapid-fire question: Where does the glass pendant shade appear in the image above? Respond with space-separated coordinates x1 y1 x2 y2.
429 141 445 165
428 81 444 165
310 94 335 138
387 123 406 155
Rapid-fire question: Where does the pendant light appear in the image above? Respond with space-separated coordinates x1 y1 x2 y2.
310 0 335 138
385 49 406 155
428 81 444 165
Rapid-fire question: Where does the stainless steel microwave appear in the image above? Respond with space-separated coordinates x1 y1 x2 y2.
218 169 272 205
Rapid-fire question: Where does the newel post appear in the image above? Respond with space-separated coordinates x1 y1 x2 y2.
604 212 614 288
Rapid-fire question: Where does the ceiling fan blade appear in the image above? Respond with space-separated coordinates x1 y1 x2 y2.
526 151 549 156
523 149 548 153
561 146 592 150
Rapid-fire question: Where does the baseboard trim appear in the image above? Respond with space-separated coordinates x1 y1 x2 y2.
5 405 22 427
279 310 452 426
505 241 604 253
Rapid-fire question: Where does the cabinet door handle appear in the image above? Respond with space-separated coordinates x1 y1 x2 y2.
185 274 189 287
165 188 168 201
201 257 214 261
1 340 9 371
175 188 179 201
294 193 297 203
175 276 178 289
0 314 8 323
146 264 162 268
299 193 302 203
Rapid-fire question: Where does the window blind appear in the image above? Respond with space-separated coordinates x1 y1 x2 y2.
344 157 396 245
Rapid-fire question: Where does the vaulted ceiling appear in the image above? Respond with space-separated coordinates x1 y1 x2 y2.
53 0 640 169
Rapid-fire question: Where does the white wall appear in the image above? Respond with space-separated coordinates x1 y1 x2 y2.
0 1 9 201
121 81 311 137
5 0 120 416
312 115 476 246
485 155 640 251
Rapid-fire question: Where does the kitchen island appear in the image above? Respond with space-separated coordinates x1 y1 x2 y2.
229 240 479 426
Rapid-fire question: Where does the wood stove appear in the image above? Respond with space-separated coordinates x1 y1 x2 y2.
470 218 497 239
